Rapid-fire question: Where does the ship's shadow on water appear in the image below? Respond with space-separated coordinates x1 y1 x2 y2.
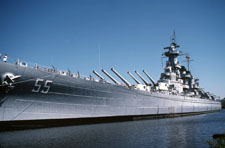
0 110 225 148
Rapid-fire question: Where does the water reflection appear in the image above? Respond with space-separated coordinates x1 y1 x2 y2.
0 110 224 148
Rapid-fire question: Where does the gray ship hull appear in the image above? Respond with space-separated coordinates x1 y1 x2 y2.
0 62 222 122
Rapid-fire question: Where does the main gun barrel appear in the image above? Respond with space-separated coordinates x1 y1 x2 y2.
143 70 156 86
102 69 120 85
93 70 104 80
127 72 140 84
111 68 131 87
135 71 150 86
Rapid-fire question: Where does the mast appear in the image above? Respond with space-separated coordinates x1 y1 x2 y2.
186 56 190 71
163 31 180 72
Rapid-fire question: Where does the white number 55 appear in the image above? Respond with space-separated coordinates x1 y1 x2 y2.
32 78 53 94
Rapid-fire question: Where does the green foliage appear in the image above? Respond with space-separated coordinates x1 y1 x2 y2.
221 98 225 109
207 133 225 148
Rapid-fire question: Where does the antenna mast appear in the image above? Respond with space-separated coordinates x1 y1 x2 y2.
172 30 176 43
186 56 190 71
98 45 101 71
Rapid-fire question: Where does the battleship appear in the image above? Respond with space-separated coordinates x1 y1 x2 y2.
0 33 222 129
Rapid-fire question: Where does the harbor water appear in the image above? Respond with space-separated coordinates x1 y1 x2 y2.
0 110 225 148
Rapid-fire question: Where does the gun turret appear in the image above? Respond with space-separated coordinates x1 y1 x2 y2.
102 69 120 85
143 70 156 86
93 70 105 80
135 71 150 86
111 68 131 87
127 72 141 84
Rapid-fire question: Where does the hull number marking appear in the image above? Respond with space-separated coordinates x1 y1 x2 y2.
32 78 53 94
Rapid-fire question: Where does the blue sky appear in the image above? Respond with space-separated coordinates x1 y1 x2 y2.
0 0 225 98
